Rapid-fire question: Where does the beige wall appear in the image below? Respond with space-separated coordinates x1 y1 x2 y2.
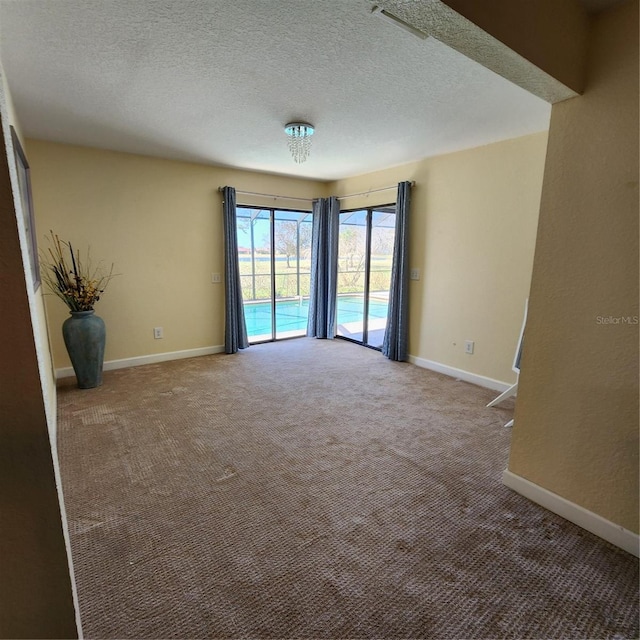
509 1 639 533
330 132 548 385
2 66 21 138
28 140 325 368
31 133 547 387
0 67 79 638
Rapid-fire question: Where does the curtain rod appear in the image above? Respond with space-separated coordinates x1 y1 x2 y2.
217 181 415 202
338 182 415 200
217 187 314 202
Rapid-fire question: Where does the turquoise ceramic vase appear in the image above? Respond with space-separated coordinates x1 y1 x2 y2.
62 310 106 389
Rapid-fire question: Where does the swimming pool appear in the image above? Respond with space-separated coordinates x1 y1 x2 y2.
244 295 389 340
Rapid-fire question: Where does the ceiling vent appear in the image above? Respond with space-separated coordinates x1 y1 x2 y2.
371 6 429 40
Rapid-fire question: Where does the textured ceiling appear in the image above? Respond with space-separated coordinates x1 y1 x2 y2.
376 0 582 103
0 0 552 181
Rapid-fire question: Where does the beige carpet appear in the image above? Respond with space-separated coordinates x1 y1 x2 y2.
57 338 639 639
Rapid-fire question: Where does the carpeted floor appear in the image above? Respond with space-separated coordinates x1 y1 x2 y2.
57 338 639 639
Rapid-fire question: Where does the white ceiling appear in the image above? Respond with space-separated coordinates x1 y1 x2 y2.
0 0 553 181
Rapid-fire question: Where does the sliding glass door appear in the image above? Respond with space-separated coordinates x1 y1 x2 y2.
273 210 313 340
236 206 313 343
336 206 396 348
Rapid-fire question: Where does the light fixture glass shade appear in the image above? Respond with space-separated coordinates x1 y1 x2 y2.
284 122 314 163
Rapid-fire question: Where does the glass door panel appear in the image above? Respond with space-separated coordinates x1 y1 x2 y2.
298 214 313 323
336 206 396 349
337 210 367 342
274 210 313 339
366 210 395 348
237 209 272 342
236 206 312 343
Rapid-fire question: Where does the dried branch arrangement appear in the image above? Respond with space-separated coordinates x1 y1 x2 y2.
40 231 117 311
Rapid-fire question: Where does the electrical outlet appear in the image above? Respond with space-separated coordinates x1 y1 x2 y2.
464 340 474 354
410 268 420 280
212 273 222 283
154 327 163 339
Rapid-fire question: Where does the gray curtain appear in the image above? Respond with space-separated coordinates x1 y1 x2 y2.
222 186 249 353
382 181 412 361
307 197 339 339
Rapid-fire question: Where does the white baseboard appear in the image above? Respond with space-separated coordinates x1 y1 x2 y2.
55 345 225 379
503 469 639 557
407 355 512 393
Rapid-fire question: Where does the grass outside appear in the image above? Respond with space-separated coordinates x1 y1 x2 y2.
240 255 392 302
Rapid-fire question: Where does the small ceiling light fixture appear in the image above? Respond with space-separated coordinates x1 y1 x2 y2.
371 6 429 40
284 122 315 164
